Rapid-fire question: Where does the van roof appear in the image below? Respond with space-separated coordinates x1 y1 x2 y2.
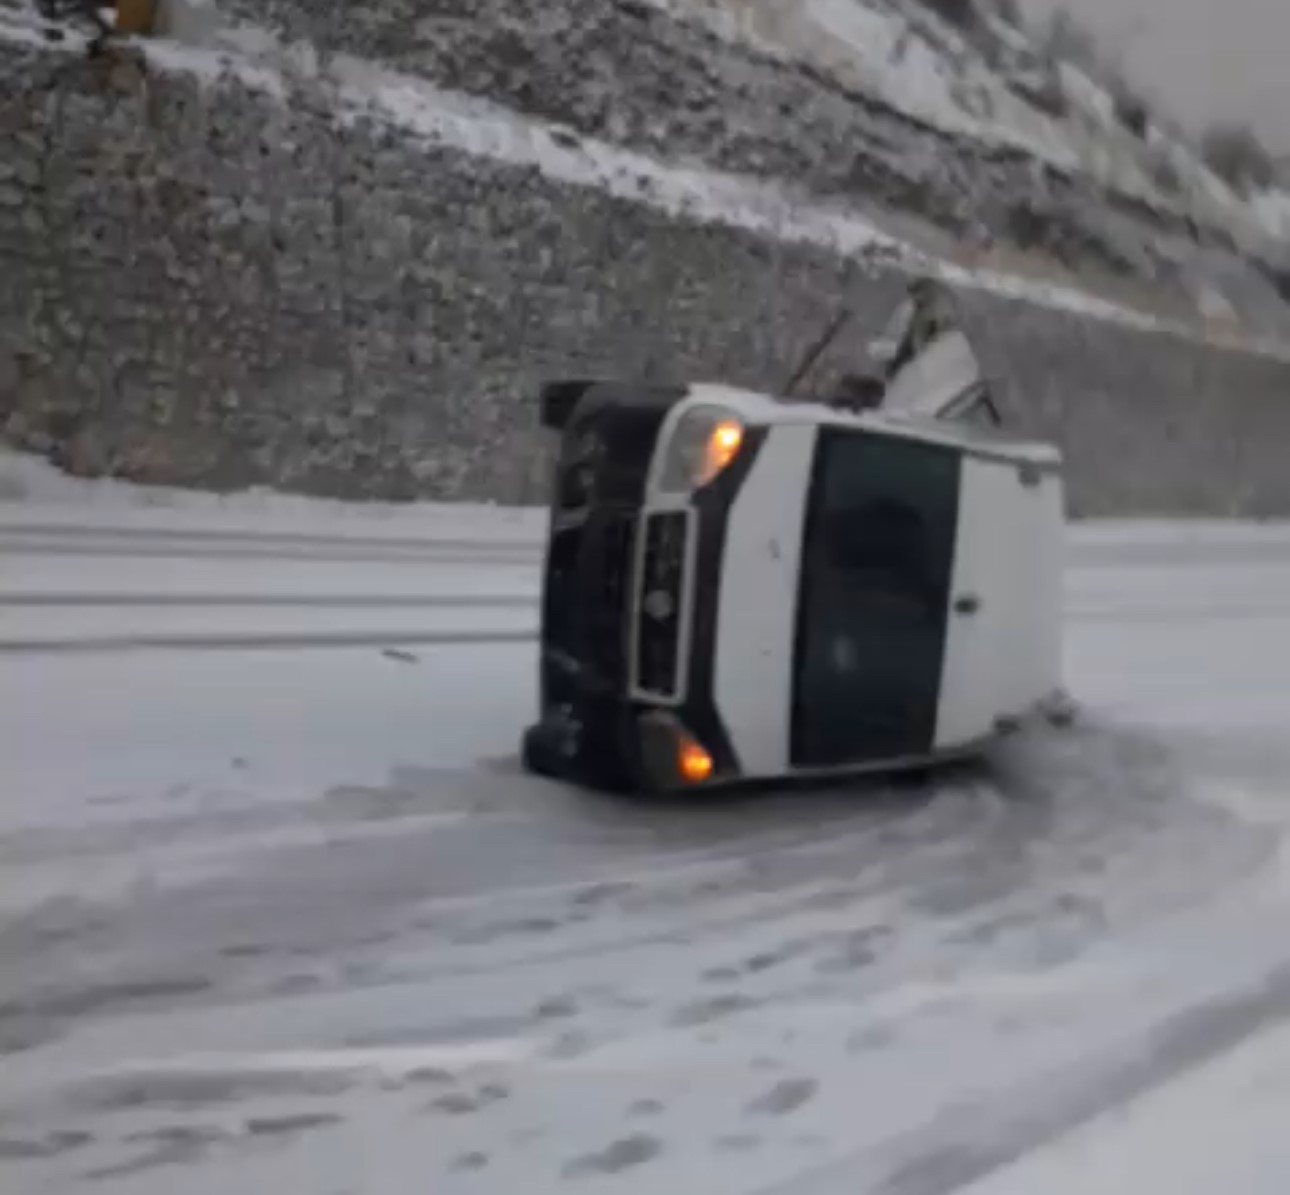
686 383 1062 468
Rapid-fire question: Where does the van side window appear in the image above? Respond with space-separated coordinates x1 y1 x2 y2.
818 498 935 622
810 435 955 626
791 429 961 767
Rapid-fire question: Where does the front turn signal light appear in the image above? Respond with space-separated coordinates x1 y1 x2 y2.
657 408 746 493
677 733 715 785
700 420 744 485
638 712 719 791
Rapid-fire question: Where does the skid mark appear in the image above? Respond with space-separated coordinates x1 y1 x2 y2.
244 1112 342 1137
563 1133 663 1177
671 994 758 1027
747 1078 818 1117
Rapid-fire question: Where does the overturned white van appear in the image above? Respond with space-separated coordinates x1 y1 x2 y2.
522 280 1068 793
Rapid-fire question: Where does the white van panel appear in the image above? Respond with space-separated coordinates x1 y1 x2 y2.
1010 470 1065 715
714 424 817 777
936 459 1015 747
881 330 982 418
936 458 1064 747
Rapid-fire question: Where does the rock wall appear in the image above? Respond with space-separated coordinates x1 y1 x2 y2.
211 0 1197 272
958 293 1290 517
209 0 1290 328
1 34 1289 515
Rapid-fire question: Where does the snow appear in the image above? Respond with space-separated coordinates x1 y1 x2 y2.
0 446 547 544
800 0 1005 145
648 0 1066 161
5 472 1290 1192
325 51 918 270
0 467 539 838
1252 187 1290 242
1 642 533 847
145 34 290 99
963 1018 1290 1194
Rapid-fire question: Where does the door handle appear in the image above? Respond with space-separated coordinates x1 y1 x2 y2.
953 594 981 616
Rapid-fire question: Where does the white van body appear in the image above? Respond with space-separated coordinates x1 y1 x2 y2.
631 384 1065 785
523 279 1067 794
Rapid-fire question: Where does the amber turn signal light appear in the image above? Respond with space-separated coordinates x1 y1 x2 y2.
702 420 744 484
677 734 715 784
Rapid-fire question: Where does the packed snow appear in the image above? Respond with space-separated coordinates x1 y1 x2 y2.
4 462 1290 1193
1252 187 1290 244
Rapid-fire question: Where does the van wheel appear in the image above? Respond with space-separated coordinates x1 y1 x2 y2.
521 720 634 792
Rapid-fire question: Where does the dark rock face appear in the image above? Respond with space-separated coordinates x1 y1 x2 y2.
1 33 1289 514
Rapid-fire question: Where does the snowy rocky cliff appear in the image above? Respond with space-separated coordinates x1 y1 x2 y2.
1 0 1289 513
224 0 1290 299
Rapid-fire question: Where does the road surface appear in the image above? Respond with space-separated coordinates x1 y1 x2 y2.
3 491 1290 1194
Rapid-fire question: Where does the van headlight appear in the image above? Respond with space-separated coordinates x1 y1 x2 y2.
656 407 745 493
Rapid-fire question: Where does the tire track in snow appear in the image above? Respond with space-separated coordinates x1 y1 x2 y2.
0 593 537 609
1 541 539 566
0 521 541 555
775 958 1290 1195
0 629 537 655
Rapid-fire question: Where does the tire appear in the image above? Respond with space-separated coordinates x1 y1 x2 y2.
522 707 644 794
521 721 566 781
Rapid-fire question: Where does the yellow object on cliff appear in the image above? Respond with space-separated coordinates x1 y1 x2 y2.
113 0 157 36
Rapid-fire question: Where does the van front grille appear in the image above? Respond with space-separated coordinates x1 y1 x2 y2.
586 514 635 687
634 511 689 698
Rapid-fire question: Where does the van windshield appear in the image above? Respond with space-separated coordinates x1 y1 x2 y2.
791 429 961 769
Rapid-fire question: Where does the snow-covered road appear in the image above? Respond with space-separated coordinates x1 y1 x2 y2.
4 478 1290 1193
